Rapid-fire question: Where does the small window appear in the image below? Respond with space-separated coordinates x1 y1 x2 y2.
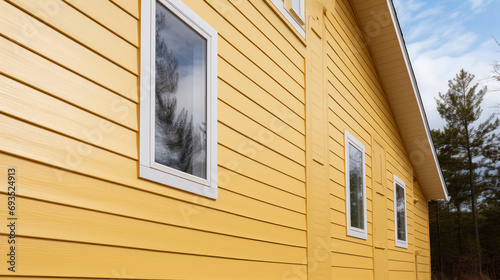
139 0 218 199
286 0 305 25
394 175 408 248
345 131 367 239
271 0 305 37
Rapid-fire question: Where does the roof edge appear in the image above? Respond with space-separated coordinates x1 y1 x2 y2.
385 0 449 201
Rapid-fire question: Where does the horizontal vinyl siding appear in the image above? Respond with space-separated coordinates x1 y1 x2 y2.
325 0 430 278
0 0 306 279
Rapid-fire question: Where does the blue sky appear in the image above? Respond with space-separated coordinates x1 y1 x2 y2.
393 0 500 129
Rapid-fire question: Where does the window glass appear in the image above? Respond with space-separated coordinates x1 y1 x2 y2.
396 183 406 241
349 143 364 230
154 2 207 179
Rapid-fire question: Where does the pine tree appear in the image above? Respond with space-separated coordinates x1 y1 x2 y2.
493 37 500 82
434 69 500 275
154 11 197 174
432 129 469 255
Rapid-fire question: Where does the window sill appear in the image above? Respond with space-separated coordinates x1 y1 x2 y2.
347 227 368 240
140 164 218 199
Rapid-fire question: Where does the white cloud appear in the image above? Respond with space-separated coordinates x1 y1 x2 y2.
395 0 500 129
425 32 479 58
469 0 491 13
393 0 426 26
409 39 500 129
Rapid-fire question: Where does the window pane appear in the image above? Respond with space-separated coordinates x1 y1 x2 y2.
396 184 406 241
349 143 364 230
154 2 207 179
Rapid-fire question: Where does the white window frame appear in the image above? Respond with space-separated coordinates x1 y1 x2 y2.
271 0 305 38
345 130 367 240
393 175 408 248
139 0 218 199
285 0 305 25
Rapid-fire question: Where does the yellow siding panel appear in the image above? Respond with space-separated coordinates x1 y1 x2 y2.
218 35 304 105
325 56 409 168
218 78 305 151
110 0 139 18
247 0 306 63
0 75 137 159
219 166 306 213
219 58 305 125
219 145 305 198
7 0 138 74
329 135 345 160
325 61 407 162
218 100 305 167
331 237 373 257
329 164 346 186
0 153 306 247
327 99 371 152
388 259 416 271
0 0 137 100
218 123 305 181
223 0 304 71
331 267 374 280
64 0 139 46
329 180 346 200
0 115 306 235
2 237 304 279
0 194 305 264
204 0 304 86
388 250 417 263
328 2 389 105
0 37 138 130
331 253 374 269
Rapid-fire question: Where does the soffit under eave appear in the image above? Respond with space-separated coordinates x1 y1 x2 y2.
349 0 449 201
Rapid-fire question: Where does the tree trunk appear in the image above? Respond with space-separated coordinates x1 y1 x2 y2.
465 125 482 275
457 207 463 256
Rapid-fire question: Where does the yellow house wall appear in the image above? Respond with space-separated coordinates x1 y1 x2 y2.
0 0 307 278
0 0 430 279
321 0 431 279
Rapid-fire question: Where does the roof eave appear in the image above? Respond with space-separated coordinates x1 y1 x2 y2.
349 0 449 201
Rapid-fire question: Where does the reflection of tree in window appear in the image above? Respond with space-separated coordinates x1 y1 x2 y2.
154 4 207 179
396 184 406 241
349 143 364 230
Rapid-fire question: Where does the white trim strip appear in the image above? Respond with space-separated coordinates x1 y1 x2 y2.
270 0 305 38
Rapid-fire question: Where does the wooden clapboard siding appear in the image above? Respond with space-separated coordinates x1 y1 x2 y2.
110 0 140 19
323 0 431 278
63 0 139 46
0 0 307 279
6 0 139 76
0 75 137 160
413 181 432 280
0 37 138 131
0 0 137 99
0 237 304 279
0 0 437 278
